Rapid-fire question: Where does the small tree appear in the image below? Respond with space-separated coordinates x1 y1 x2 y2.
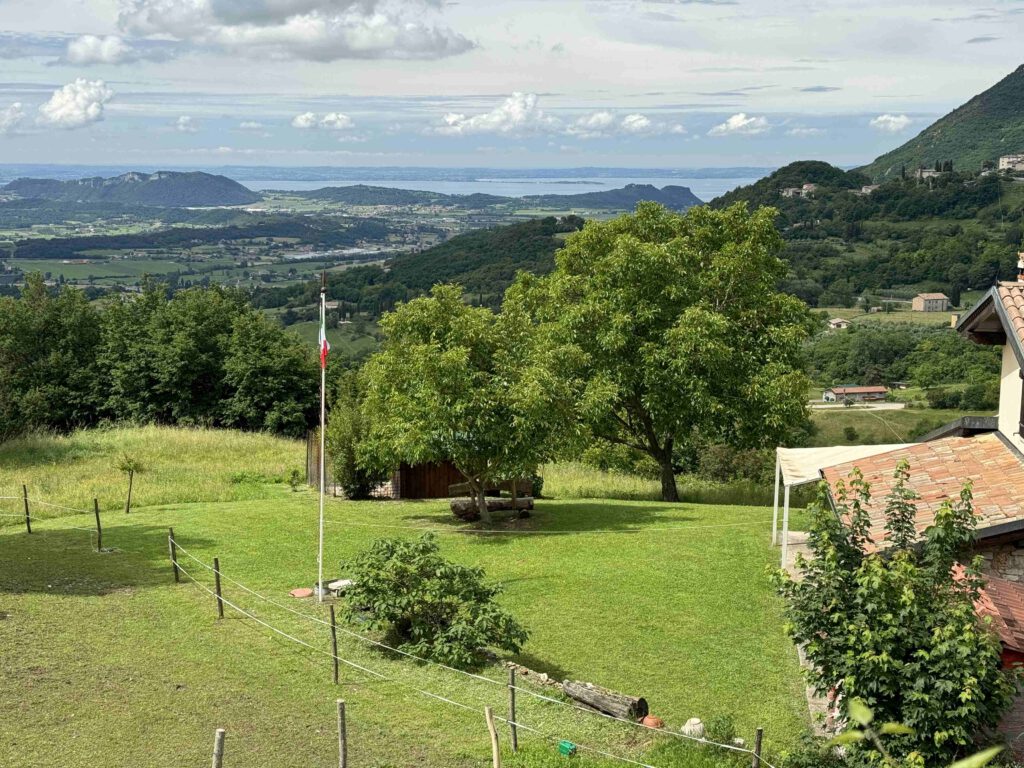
116 454 144 514
343 534 528 669
325 370 389 500
775 462 1015 763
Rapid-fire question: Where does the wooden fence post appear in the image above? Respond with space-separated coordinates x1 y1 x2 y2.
508 667 518 752
212 728 226 768
93 499 102 552
213 557 224 619
168 527 180 583
751 727 763 768
484 706 501 768
337 699 347 768
22 485 31 534
329 605 340 685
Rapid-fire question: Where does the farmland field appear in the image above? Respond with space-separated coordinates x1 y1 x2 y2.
0 427 809 768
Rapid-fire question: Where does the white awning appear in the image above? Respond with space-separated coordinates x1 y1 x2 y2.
776 443 915 487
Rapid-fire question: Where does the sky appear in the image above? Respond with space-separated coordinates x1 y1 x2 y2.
0 0 1021 169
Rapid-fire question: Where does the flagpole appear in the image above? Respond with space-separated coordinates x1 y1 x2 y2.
317 276 326 603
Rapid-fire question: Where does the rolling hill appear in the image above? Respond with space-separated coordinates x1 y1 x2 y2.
858 64 1024 181
3 171 262 207
291 182 702 211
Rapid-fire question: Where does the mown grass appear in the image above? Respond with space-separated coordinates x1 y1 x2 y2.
0 428 808 768
0 425 304 518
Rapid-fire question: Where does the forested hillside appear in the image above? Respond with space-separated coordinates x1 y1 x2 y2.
253 215 586 316
713 161 1023 306
858 64 1024 180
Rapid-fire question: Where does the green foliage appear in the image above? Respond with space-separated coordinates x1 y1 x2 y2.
0 273 102 440
776 467 1016 763
342 534 528 669
361 283 587 521
287 467 302 491
115 454 144 475
524 202 812 501
325 370 389 499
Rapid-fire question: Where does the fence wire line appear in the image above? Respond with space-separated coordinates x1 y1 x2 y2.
322 517 773 536
0 511 96 534
170 538 778 768
173 558 669 768
27 498 94 515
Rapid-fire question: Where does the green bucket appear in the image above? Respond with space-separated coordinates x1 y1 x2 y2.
558 740 577 757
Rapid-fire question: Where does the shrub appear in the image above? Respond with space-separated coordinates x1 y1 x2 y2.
343 534 528 669
843 426 859 442
926 387 962 410
960 380 999 411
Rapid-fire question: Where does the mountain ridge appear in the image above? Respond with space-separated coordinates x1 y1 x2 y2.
3 171 261 207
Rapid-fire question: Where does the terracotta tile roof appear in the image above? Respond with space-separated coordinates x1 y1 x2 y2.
821 434 1024 548
828 386 888 395
997 282 1024 351
916 292 949 300
973 570 1024 653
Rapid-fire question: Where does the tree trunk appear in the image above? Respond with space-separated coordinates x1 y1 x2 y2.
477 482 492 525
125 470 134 515
659 456 678 503
562 681 649 721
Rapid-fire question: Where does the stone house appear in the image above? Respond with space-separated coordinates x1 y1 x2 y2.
912 292 950 312
999 154 1024 173
827 317 851 330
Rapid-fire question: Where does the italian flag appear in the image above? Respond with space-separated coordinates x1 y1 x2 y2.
318 312 330 369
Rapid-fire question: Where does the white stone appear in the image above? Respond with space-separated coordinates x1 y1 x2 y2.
681 718 704 738
328 579 354 592
733 737 746 748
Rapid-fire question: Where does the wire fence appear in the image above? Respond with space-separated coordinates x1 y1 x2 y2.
171 537 778 768
2 493 778 768
322 517 775 537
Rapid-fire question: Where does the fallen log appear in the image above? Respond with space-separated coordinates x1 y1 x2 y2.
450 496 534 521
562 680 648 721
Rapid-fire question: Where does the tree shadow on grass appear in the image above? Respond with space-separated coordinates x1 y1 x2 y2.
403 499 701 546
509 652 574 686
0 523 214 596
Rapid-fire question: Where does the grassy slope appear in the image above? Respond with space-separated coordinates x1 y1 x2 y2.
0 428 808 768
809 407 991 446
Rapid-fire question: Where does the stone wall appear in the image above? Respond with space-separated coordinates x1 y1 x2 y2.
977 542 1024 582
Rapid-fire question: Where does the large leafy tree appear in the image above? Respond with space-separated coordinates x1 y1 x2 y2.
523 202 811 501
360 284 586 522
776 463 1015 763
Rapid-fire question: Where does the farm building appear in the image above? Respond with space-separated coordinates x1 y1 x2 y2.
827 317 851 330
911 292 950 312
772 279 1024 747
822 385 887 402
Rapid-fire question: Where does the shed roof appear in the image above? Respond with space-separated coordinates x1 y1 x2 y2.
777 443 913 487
828 385 888 394
957 283 1024 367
916 292 949 300
821 433 1024 548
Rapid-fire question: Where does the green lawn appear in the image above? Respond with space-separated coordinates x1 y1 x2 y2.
286 320 382 360
817 306 954 326
0 428 808 768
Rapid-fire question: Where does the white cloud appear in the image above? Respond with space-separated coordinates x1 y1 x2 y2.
176 115 198 132
869 113 912 133
786 126 825 137
238 120 265 130
620 113 652 134
292 111 354 130
0 102 25 135
707 112 770 136
437 92 560 136
118 0 474 62
66 35 133 65
36 79 113 129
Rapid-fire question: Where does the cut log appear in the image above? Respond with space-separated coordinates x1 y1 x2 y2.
450 496 534 521
562 681 648 721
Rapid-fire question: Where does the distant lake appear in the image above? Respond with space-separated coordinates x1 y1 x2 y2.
247 176 760 203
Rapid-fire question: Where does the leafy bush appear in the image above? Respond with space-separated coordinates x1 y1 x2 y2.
843 426 859 442
343 534 528 669
775 463 1015 763
326 371 389 500
926 387 962 410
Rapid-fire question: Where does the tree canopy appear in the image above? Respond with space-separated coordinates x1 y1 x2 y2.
521 201 812 501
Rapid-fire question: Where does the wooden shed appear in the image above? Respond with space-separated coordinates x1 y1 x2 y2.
391 461 465 500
